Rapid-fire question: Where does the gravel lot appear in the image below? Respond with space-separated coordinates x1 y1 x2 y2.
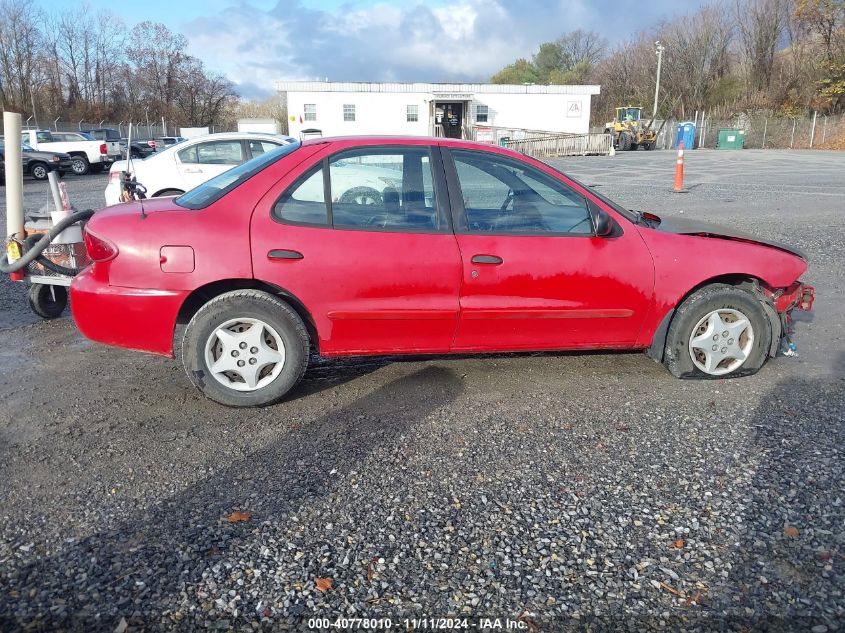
1 150 843 631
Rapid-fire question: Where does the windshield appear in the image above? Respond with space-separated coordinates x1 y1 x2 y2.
624 108 641 121
1 142 35 151
175 141 302 210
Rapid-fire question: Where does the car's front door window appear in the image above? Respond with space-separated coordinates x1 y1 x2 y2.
451 150 593 235
194 140 245 165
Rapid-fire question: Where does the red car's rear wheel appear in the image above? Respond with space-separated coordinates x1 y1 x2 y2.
182 290 309 407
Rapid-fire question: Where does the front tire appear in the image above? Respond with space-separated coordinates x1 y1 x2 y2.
30 162 49 180
663 284 771 379
182 290 309 407
28 283 68 319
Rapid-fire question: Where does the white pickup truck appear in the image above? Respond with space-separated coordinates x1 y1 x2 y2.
22 129 121 176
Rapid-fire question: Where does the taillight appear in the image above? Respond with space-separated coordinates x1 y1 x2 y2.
148 140 157 149
83 228 118 262
100 143 107 155
109 170 122 185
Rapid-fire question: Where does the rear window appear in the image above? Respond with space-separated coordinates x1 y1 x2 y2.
175 141 302 210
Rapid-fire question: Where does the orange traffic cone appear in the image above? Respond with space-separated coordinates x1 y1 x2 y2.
673 141 685 192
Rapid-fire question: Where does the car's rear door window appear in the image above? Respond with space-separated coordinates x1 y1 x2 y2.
451 150 592 235
249 140 283 157
328 147 441 232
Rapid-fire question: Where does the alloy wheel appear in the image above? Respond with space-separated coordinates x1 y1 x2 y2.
203 317 286 391
688 308 754 376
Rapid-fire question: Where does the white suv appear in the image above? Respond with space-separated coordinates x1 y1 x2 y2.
104 132 296 206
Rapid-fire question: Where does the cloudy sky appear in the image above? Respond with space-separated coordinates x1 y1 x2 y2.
38 0 702 99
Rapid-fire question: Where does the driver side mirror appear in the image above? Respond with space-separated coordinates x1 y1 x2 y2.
592 206 615 237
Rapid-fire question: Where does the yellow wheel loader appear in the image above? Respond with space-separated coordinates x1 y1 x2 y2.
604 107 657 151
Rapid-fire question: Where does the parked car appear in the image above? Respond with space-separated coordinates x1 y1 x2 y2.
154 136 186 149
51 131 95 142
103 132 296 206
72 136 814 407
0 140 72 181
21 129 121 175
85 128 155 159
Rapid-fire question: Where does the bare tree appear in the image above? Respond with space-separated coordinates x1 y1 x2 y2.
736 0 793 93
174 57 238 126
661 4 734 108
0 0 44 114
556 29 608 67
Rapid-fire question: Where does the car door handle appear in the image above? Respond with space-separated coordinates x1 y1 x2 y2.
268 249 304 260
471 254 503 265
183 168 203 174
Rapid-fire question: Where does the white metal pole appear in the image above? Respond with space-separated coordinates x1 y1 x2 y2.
762 118 768 149
790 119 796 148
30 89 38 128
822 116 827 144
652 42 664 122
810 111 817 147
162 116 166 136
4 111 25 240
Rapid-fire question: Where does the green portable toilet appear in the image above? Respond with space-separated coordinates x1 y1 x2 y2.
499 136 510 148
717 129 745 149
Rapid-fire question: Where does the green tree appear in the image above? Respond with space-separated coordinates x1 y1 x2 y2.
533 42 567 81
490 58 539 84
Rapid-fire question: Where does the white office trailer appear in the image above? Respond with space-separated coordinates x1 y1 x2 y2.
237 118 282 134
278 82 600 142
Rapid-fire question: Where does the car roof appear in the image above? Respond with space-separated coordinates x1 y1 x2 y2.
300 135 525 158
181 132 295 142
142 132 297 159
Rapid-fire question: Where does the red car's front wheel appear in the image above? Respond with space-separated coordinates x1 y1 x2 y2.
663 284 771 379
182 290 309 407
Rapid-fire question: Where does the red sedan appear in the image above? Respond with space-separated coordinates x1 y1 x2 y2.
70 137 814 406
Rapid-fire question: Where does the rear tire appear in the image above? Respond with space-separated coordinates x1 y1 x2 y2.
70 155 90 175
182 290 309 407
28 284 68 319
663 284 771 379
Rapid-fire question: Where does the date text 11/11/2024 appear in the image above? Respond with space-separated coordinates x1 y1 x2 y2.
307 617 532 630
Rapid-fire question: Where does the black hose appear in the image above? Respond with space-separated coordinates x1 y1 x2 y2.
0 209 95 274
23 234 83 276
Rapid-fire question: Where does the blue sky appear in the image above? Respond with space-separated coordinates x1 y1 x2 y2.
34 1 701 99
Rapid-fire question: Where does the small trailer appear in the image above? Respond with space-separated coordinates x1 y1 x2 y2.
2 111 94 318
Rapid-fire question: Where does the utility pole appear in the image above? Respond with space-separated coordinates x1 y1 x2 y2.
653 41 665 121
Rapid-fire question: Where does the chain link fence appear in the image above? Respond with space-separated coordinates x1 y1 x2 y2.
650 113 845 150
1 119 236 139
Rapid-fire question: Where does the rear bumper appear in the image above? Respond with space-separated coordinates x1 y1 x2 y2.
70 268 187 357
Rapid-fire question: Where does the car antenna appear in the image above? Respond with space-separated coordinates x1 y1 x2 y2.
125 122 146 219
